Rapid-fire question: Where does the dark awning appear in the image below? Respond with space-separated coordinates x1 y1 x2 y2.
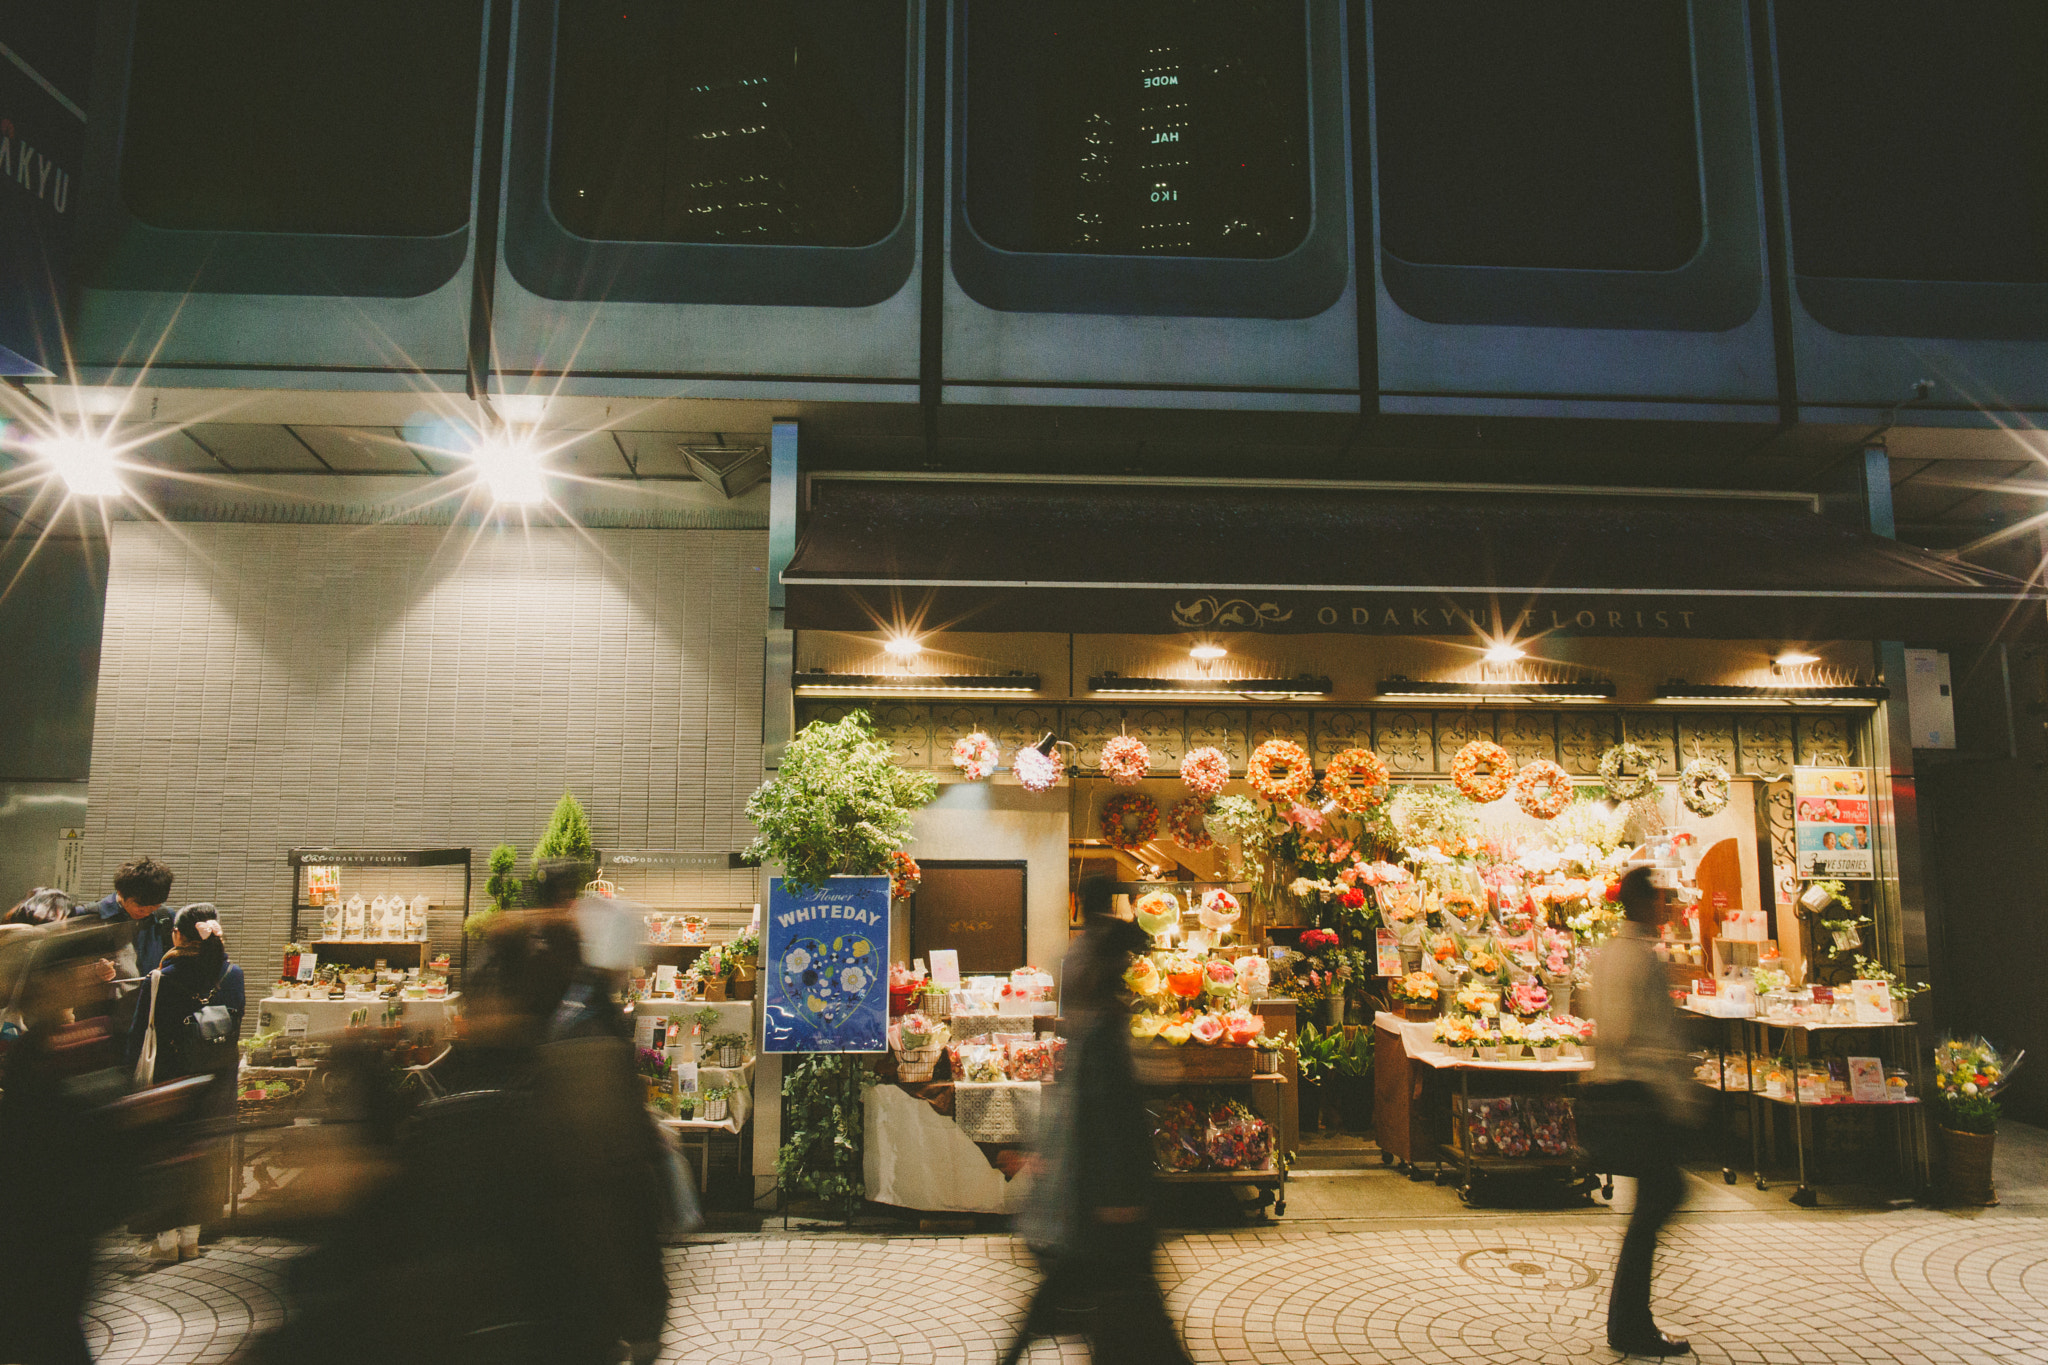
782 480 2047 642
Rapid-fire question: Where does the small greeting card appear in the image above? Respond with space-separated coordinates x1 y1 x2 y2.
1375 928 1402 977
929 949 961 990
1847 1056 1888 1103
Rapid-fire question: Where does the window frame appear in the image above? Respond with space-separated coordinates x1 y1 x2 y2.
501 0 921 307
949 0 1350 320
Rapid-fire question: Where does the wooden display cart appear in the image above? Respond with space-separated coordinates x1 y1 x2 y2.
1134 1036 1291 1216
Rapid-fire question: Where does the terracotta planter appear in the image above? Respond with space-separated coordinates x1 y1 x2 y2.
1937 1126 1998 1207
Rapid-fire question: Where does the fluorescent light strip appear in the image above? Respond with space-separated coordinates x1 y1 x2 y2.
792 672 1041 695
1087 674 1332 698
1376 678 1614 703
1654 683 1888 707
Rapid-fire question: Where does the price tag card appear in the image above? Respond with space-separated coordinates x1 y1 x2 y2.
1811 985 1834 1005
1375 928 1402 977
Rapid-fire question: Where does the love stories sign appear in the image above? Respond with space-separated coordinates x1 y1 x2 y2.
763 876 889 1054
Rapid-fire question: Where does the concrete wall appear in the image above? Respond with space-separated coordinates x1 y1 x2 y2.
82 521 766 992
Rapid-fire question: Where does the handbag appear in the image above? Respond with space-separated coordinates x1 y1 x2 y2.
181 967 239 1073
134 968 164 1086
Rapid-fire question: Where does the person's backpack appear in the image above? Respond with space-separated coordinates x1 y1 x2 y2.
179 968 238 1073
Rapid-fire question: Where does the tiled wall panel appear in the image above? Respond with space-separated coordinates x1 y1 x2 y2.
85 524 765 993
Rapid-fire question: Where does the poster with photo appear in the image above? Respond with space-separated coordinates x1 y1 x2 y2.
763 876 891 1054
1793 767 1874 880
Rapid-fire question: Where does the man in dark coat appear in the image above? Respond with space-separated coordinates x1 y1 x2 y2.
1002 876 1193 1365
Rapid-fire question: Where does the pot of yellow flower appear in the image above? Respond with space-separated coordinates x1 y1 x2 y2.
1391 971 1440 1022
1932 1035 2021 1207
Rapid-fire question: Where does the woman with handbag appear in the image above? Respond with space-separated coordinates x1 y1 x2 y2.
125 903 245 1262
1583 867 1707 1357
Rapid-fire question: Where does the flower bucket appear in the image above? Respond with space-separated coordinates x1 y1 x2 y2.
1298 1080 1323 1133
1315 997 1342 1028
717 1044 745 1068
1533 1045 1559 1064
897 1045 942 1082
700 1097 730 1124
1937 1127 1998 1207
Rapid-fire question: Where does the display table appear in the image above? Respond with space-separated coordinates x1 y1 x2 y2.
256 993 462 1039
628 997 753 1039
863 1082 1034 1214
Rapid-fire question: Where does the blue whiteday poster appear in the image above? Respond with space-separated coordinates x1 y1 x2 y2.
762 876 890 1054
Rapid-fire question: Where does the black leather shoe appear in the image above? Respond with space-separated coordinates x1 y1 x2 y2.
1607 1330 1691 1356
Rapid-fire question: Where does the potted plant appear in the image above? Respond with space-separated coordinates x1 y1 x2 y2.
468 843 523 941
1295 1021 1340 1132
723 927 760 1001
1390 971 1440 1021
1328 1025 1375 1133
698 1082 737 1124
706 1031 749 1069
748 711 938 1216
1931 1035 2022 1206
1849 954 1930 1021
532 790 597 868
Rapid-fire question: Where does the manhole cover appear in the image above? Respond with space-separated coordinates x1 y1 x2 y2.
1458 1247 1599 1293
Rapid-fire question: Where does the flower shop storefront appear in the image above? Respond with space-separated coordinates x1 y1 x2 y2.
777 477 2043 1210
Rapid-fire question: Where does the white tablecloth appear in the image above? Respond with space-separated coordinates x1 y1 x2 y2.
258 994 463 1039
863 1083 1033 1215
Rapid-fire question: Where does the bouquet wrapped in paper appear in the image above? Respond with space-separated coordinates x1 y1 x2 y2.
1204 1098 1274 1171
1151 1094 1209 1172
1134 890 1181 940
1232 954 1271 996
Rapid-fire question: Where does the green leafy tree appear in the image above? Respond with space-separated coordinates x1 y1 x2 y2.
744 711 938 893
533 790 597 866
467 842 525 940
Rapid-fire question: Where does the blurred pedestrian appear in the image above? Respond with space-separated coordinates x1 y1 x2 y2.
0 919 132 1365
5 887 77 926
78 856 177 1032
1582 866 1705 1357
1002 876 1193 1365
125 903 244 1262
259 860 670 1365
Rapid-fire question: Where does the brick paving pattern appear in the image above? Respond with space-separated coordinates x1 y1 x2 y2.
84 1207 2048 1364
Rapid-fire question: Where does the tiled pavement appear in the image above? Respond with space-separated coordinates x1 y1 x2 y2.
85 1201 2048 1365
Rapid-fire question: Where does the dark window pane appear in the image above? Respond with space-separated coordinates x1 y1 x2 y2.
1776 1 2048 284
1374 1 1702 271
120 1 484 236
549 2 906 246
964 1 1311 259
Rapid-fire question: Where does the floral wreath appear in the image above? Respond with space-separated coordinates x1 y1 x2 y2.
1323 747 1391 814
951 732 1000 781
1679 757 1731 817
1013 744 1063 794
1179 745 1231 800
1099 734 1151 786
1511 759 1574 820
1099 792 1160 850
1450 739 1513 804
1598 742 1660 801
1168 796 1214 850
887 851 922 901
1246 738 1313 803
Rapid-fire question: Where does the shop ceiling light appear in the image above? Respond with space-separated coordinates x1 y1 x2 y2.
468 431 547 506
1482 644 1526 665
1376 676 1614 703
1188 643 1229 661
1654 681 1888 707
35 432 125 499
792 670 1040 696
1774 651 1822 669
1087 672 1333 700
882 635 923 659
